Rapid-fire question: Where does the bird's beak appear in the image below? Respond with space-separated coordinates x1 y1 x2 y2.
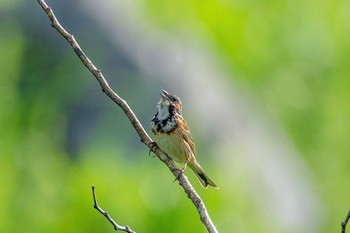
160 89 171 102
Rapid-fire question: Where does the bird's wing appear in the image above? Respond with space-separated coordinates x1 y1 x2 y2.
177 115 196 156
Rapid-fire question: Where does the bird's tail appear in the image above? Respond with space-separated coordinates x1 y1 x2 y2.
188 159 219 189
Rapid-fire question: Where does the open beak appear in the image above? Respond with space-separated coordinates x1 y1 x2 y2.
160 89 171 102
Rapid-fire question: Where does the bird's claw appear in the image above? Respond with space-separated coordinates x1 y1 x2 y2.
173 164 187 183
148 141 159 157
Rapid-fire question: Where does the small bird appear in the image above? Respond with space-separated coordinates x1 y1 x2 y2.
151 90 218 189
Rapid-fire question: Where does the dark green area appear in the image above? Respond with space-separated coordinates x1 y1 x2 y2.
1 1 349 233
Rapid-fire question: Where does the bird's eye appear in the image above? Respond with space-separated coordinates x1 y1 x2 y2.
171 96 179 102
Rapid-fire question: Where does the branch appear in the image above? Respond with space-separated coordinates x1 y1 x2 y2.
92 186 136 233
342 209 350 233
36 1 218 232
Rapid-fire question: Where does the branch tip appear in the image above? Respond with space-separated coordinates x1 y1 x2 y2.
341 209 350 233
92 186 136 233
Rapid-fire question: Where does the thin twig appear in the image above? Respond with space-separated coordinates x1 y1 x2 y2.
341 209 350 233
36 1 218 232
92 186 136 233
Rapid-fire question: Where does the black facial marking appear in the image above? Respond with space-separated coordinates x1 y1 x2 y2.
152 94 181 133
156 123 163 132
152 112 160 125
153 105 177 133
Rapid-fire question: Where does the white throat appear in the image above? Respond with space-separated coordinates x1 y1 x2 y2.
151 100 178 133
157 100 171 120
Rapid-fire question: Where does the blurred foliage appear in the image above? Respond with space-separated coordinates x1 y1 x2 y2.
142 0 350 232
1 0 350 233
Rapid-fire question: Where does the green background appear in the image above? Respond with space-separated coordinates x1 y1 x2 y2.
1 0 349 232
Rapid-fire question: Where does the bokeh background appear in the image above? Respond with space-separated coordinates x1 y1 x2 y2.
1 0 349 232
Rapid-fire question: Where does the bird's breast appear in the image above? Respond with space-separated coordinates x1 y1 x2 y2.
151 126 188 164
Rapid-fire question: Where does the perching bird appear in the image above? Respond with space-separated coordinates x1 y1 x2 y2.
151 90 218 189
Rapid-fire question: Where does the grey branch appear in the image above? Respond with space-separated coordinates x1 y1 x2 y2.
92 186 136 233
342 209 350 233
36 1 218 232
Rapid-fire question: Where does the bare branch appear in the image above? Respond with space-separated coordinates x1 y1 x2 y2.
92 186 136 233
342 209 350 233
36 1 218 232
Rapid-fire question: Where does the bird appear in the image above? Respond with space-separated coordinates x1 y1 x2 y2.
150 90 218 189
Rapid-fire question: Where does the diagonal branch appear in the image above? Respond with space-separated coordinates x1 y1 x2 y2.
342 209 350 233
92 186 136 233
36 1 218 232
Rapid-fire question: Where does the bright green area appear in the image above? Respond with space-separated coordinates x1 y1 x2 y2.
1 1 350 233
141 0 350 232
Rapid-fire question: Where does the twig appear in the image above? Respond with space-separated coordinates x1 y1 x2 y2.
342 209 350 233
36 1 218 232
92 186 136 233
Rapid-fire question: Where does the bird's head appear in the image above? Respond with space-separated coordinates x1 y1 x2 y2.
158 90 182 116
